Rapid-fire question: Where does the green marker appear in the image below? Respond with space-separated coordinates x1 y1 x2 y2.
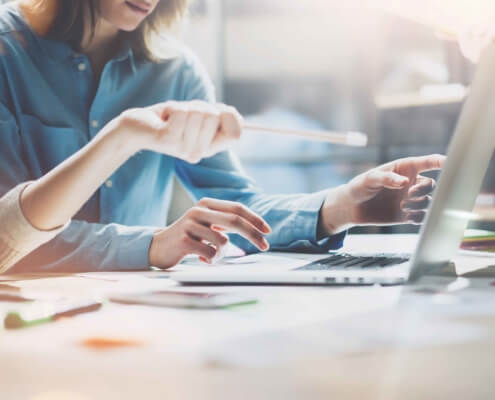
4 301 103 330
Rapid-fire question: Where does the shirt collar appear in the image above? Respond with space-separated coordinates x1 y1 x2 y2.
10 5 73 62
114 46 138 74
40 38 138 74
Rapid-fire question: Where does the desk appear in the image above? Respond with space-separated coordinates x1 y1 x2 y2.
1 234 495 400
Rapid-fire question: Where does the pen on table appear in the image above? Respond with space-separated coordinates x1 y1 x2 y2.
243 123 368 147
0 291 32 303
4 300 103 330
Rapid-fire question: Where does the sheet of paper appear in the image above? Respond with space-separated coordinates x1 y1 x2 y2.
171 252 313 272
7 275 174 300
459 249 495 258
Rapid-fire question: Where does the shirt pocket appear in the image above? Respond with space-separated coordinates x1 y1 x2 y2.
18 113 87 177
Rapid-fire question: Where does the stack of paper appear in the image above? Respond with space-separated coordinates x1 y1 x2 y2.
461 229 495 252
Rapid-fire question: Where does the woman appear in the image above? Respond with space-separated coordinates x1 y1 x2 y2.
0 98 272 273
0 0 275 273
0 0 442 273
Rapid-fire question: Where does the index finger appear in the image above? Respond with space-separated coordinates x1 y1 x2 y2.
411 154 446 173
154 101 187 121
213 105 243 147
198 198 271 234
208 104 243 156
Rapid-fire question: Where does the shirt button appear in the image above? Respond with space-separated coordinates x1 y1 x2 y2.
91 120 100 128
78 63 86 71
105 180 113 188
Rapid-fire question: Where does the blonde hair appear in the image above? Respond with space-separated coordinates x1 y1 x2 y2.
38 0 190 62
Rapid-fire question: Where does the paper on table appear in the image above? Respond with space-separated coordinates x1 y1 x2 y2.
10 275 173 300
173 252 311 271
459 249 495 258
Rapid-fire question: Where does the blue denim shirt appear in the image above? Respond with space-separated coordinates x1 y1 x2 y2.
0 5 345 272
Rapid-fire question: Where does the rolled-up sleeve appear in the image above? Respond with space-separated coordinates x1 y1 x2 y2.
175 152 346 254
0 97 157 273
0 182 69 273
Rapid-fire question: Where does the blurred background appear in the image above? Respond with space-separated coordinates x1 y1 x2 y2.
3 0 493 233
174 0 492 233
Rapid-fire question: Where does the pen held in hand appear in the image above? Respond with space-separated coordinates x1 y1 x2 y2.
243 123 368 147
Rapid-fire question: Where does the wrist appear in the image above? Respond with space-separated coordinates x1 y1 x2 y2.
149 230 158 267
149 228 166 267
320 184 354 235
95 118 138 161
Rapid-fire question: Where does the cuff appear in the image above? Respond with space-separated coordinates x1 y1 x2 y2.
113 226 156 269
0 182 70 254
293 190 346 247
271 190 347 253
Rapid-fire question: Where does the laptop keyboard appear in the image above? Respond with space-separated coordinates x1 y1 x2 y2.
295 253 410 271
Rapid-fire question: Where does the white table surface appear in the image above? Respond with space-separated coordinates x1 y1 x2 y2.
2 234 495 400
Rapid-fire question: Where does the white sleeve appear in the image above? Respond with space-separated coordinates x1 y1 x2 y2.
0 182 70 273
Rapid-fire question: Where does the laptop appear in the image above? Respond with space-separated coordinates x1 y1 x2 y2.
173 44 495 286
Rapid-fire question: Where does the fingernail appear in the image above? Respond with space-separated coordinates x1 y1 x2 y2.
261 224 271 234
260 239 270 251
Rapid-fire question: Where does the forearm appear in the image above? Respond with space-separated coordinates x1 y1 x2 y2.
20 120 136 230
222 190 346 253
8 220 156 273
175 152 348 253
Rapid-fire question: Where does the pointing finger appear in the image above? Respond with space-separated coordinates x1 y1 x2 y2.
365 170 409 190
411 154 445 173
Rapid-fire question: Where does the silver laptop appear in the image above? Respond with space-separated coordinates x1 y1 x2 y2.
173 44 495 286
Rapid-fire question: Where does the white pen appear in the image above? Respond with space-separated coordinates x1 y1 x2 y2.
243 123 368 147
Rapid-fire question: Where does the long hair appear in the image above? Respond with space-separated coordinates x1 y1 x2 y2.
42 0 189 62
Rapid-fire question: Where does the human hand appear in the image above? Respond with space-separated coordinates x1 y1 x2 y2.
114 100 243 163
319 154 445 235
149 198 271 269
